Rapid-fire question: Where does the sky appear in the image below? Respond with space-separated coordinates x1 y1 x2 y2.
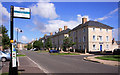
0 1 119 43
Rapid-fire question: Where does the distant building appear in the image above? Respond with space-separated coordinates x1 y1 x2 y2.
17 42 27 50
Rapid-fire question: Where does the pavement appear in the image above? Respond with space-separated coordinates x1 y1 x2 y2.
0 50 119 75
0 56 46 75
21 50 118 74
84 55 120 66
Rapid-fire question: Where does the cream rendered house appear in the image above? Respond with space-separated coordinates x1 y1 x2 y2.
70 18 115 52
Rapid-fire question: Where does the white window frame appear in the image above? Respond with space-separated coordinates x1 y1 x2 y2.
106 36 109 42
106 44 109 49
93 35 95 41
99 36 102 41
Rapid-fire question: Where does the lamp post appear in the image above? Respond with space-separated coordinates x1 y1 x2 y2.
16 28 22 48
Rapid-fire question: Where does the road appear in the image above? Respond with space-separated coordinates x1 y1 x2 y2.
21 50 118 73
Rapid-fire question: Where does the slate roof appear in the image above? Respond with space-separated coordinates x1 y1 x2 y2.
53 28 71 36
72 21 113 31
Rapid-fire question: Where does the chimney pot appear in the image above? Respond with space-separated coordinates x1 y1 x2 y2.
64 26 67 30
59 28 62 32
50 32 53 35
44 34 47 36
82 17 87 24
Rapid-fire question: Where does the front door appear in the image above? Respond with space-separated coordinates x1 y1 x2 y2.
100 45 102 51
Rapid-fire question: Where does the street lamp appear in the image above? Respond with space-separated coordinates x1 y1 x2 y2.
16 28 22 48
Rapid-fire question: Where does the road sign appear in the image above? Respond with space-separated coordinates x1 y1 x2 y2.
13 6 31 19
12 44 17 67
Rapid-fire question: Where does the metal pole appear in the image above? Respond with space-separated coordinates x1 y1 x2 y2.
9 5 18 75
17 29 18 48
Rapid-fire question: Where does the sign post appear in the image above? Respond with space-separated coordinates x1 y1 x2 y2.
9 6 30 75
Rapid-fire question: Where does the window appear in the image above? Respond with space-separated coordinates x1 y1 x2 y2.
83 28 85 32
83 45 85 50
93 45 96 50
106 45 109 49
106 36 108 41
83 36 86 42
79 38 81 42
93 28 95 31
93 35 95 41
80 46 81 50
99 36 102 41
106 29 108 32
100 28 102 31
73 32 75 36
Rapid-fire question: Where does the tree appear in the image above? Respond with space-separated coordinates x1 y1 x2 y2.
45 38 52 50
0 25 10 49
33 40 43 49
63 37 75 51
27 43 32 50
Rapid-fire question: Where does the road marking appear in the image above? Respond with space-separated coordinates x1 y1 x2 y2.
26 56 49 73
17 57 19 66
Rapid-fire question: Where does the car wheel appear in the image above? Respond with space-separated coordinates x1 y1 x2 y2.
2 58 6 62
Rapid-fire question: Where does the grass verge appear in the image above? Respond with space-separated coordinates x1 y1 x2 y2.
17 54 26 57
0 72 20 75
95 55 120 62
35 50 49 53
50 53 80 55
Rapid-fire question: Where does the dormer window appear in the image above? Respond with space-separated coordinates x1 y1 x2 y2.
93 28 95 31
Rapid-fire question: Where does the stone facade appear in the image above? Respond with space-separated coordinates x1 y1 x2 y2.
50 26 70 50
69 18 118 52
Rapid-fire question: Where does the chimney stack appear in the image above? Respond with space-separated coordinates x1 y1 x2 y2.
39 37 41 39
59 28 62 32
64 26 67 30
50 32 53 36
44 34 47 36
82 17 87 24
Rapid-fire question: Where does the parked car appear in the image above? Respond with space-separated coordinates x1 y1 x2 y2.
32 48 38 51
49 50 59 53
113 49 120 55
0 51 11 62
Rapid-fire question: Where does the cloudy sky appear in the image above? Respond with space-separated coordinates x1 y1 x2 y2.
0 1 119 43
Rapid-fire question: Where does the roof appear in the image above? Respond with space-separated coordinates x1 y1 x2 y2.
71 21 113 31
53 28 71 36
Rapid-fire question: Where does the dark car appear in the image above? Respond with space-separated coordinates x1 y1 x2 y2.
113 49 120 55
49 50 59 53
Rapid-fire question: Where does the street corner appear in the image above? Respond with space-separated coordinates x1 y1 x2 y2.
83 55 119 66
